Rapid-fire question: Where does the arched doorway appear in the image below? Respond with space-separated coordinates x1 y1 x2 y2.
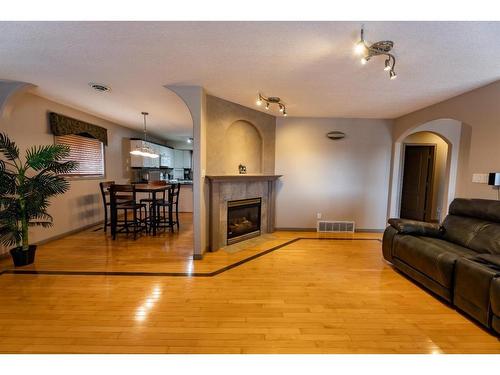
389 119 463 221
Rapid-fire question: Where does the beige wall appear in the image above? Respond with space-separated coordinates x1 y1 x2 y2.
0 92 142 254
206 95 275 175
275 117 393 230
403 132 449 221
394 80 500 201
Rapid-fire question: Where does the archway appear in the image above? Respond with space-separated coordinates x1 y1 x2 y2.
388 119 463 220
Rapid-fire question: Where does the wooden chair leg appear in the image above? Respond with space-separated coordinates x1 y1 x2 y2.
169 205 174 233
133 209 137 240
104 205 108 233
125 209 129 235
111 206 116 240
176 205 179 231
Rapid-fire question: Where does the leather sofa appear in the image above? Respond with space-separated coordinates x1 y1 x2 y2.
383 198 500 335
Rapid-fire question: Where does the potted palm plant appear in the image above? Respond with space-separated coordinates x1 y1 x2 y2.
0 132 78 266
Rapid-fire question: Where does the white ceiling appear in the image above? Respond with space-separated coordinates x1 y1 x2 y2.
1 21 499 139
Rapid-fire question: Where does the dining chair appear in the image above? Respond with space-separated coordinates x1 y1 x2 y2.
99 181 134 233
109 184 147 240
156 183 181 232
99 181 115 233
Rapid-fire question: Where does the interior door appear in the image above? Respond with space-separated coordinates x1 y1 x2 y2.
400 145 435 221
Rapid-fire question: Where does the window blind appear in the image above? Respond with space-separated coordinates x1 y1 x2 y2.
55 134 105 177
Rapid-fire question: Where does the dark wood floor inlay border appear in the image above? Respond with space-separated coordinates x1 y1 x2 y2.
0 237 382 278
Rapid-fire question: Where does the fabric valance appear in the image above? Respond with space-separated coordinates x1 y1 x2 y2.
49 112 108 145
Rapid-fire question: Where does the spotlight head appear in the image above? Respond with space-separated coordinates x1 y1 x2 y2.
265 102 270 110
384 59 391 71
283 110 287 117
390 70 397 80
256 99 262 106
279 105 284 112
354 41 366 56
360 57 368 65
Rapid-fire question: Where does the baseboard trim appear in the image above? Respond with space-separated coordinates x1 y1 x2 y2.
275 227 316 232
275 227 385 233
34 221 103 246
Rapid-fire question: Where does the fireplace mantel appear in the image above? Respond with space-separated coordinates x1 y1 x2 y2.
206 175 282 183
206 175 281 251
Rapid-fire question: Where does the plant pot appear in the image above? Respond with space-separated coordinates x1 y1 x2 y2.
9 245 37 267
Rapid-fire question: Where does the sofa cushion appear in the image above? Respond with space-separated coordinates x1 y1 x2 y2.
449 198 500 223
454 257 499 326
441 215 490 249
474 254 500 270
467 224 500 255
393 235 476 288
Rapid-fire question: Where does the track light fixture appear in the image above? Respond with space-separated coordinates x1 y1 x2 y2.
354 26 397 80
256 93 287 116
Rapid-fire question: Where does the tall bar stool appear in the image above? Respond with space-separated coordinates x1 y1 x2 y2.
109 184 147 240
157 183 181 232
99 181 134 233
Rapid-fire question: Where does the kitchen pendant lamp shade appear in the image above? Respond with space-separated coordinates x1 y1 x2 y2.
130 147 158 158
130 112 158 159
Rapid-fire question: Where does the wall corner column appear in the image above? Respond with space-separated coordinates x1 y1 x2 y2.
165 85 208 259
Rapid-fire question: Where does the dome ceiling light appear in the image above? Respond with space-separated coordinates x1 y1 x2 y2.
88 82 111 92
354 26 397 80
256 93 287 116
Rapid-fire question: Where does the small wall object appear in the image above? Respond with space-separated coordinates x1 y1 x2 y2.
327 131 346 140
238 164 247 174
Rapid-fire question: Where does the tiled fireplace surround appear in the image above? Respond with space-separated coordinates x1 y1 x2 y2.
207 175 282 251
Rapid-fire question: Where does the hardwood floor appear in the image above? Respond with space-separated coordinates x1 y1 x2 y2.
0 221 499 353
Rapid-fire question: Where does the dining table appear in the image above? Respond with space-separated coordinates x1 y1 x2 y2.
134 183 172 236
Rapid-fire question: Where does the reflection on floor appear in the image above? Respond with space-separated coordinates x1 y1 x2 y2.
0 219 499 354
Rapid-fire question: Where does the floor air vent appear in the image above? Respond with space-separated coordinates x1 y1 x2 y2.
317 221 355 233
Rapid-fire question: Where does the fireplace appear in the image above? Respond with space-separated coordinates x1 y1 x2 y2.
227 198 262 245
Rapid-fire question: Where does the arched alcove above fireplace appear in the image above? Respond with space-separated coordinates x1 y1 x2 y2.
224 120 263 174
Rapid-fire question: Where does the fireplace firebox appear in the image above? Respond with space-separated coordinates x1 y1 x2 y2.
227 198 262 245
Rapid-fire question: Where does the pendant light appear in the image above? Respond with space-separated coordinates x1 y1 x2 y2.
130 112 159 158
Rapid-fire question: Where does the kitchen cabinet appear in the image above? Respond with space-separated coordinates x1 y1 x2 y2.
159 146 173 168
183 150 192 169
174 149 184 169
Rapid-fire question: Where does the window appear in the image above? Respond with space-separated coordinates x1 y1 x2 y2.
55 134 105 177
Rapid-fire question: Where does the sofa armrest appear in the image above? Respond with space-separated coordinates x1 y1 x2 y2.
388 218 444 238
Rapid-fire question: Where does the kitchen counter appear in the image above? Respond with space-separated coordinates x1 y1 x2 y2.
178 183 193 212
168 180 193 185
